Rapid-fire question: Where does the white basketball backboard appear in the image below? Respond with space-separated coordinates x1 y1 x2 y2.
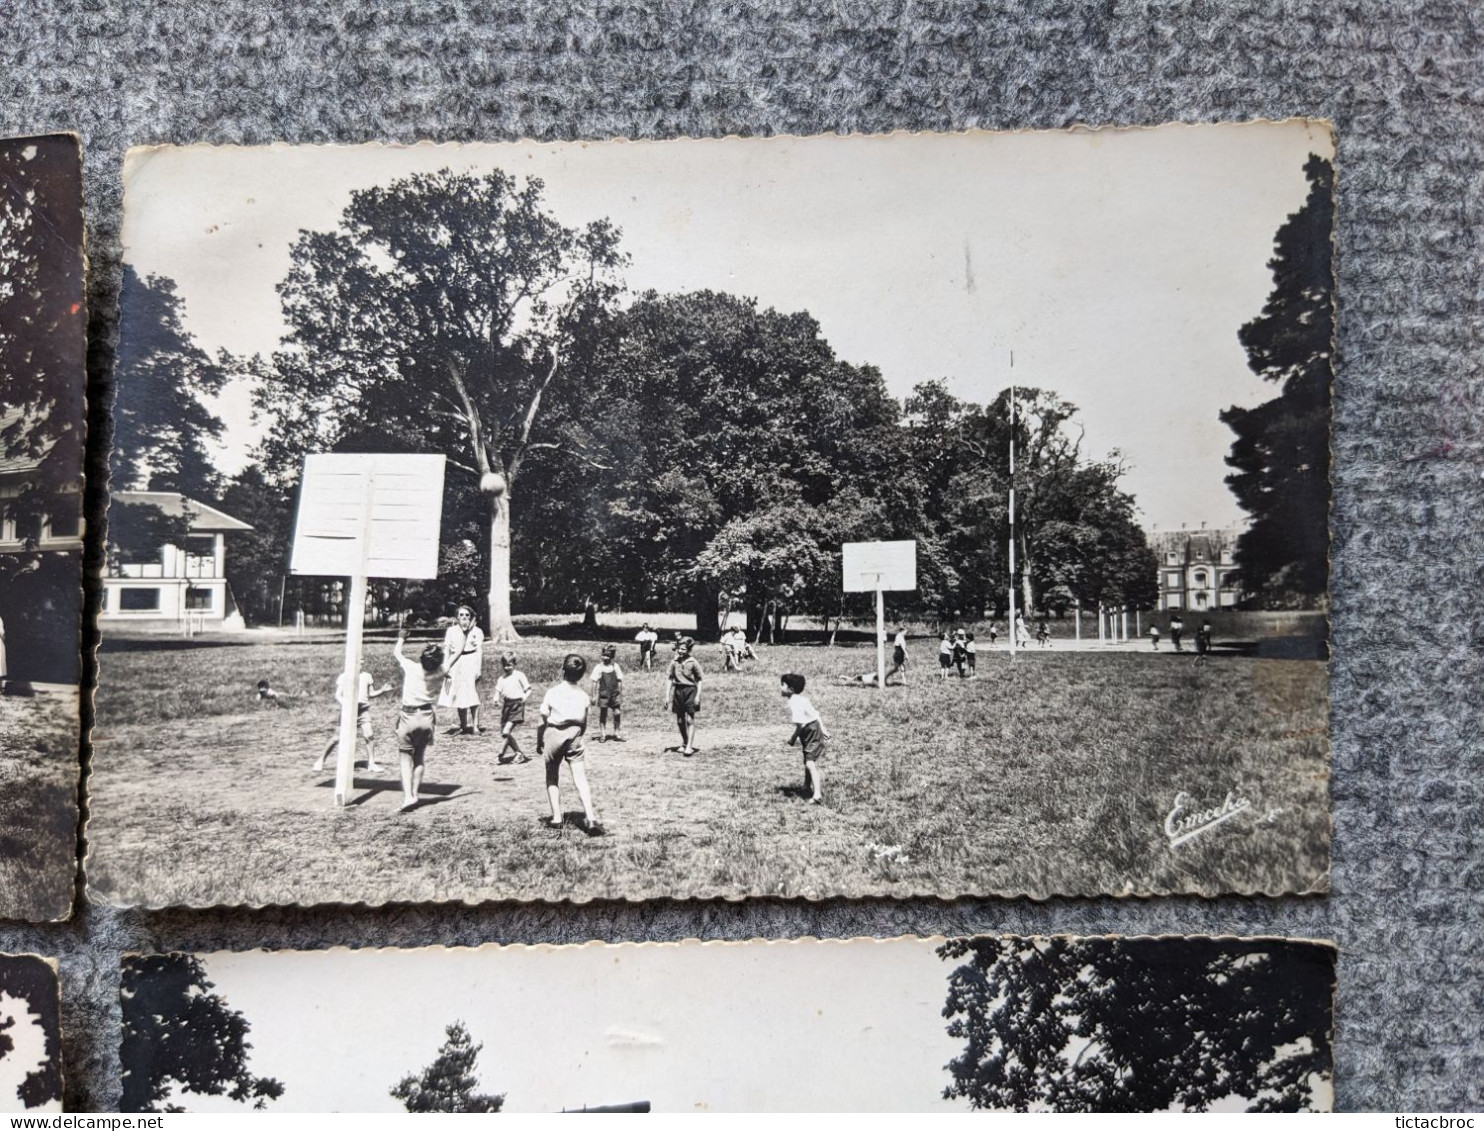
842 539 917 592
290 453 446 580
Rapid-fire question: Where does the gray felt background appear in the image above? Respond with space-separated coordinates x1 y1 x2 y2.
1 1 1480 1113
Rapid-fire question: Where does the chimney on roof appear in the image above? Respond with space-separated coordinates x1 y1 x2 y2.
1201 521 1207 530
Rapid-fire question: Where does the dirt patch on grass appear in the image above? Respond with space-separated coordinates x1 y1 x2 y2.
86 633 1328 907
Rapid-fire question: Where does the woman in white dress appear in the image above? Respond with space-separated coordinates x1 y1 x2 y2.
439 605 485 735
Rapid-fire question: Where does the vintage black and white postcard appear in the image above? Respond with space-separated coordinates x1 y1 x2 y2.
0 133 85 922
118 935 1335 1113
89 123 1333 908
0 955 63 1112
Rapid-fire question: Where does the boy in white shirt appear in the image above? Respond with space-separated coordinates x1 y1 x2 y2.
780 672 831 806
393 629 449 812
537 653 603 835
493 651 532 765
315 667 391 774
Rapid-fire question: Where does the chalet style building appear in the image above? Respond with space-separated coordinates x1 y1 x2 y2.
0 406 84 684
102 490 252 629
1148 525 1245 612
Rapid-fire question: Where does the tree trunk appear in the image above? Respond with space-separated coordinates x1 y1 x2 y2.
488 491 519 643
693 586 720 639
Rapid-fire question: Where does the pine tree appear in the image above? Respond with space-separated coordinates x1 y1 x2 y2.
391 1022 505 1113
1221 155 1334 606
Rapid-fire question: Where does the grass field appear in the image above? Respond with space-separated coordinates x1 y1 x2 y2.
86 630 1329 908
0 692 79 920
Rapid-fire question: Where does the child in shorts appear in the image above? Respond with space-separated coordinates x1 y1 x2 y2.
590 644 626 742
667 636 703 756
938 631 953 679
494 651 532 765
780 672 830 805
536 653 602 835
965 632 977 676
393 629 448 812
315 667 391 774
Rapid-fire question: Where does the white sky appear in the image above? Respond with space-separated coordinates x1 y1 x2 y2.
178 938 964 1113
120 122 1333 531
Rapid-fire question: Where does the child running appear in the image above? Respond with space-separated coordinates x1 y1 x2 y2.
536 653 603 835
392 628 449 812
590 644 626 742
493 651 532 765
315 667 391 774
780 672 830 805
667 636 703 756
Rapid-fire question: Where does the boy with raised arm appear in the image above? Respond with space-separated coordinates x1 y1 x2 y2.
393 627 448 812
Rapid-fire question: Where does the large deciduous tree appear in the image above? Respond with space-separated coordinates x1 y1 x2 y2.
939 936 1334 1112
258 168 627 641
0 135 85 523
391 1022 504 1113
1221 155 1334 607
110 266 228 499
119 955 284 1113
581 290 901 634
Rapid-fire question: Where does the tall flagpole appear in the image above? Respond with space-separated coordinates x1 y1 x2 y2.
1008 351 1016 663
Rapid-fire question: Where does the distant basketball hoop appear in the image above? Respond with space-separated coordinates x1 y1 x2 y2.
842 540 918 689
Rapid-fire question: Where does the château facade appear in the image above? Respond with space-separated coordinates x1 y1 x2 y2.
1148 525 1245 612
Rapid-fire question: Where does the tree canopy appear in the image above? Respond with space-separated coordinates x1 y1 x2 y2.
257 166 628 639
119 955 284 1113
0 956 63 1110
939 936 1334 1112
1221 154 1334 607
391 1022 504 1113
0 135 85 521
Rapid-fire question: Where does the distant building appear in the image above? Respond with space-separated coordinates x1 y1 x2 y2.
1148 525 1245 612
102 491 253 629
0 407 84 555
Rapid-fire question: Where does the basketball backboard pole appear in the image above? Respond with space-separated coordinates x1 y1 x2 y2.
290 452 447 808
333 470 374 807
841 540 917 690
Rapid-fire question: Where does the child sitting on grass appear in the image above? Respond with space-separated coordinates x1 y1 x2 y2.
590 644 626 742
780 672 830 805
494 651 532 765
314 667 391 774
536 653 603 836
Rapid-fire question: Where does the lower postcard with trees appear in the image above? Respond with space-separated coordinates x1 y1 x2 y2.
86 121 1334 909
116 936 1337 1113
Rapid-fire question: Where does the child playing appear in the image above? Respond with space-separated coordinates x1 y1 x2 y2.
392 628 448 812
315 667 391 774
590 644 626 742
1036 620 1051 648
884 626 909 685
937 631 953 680
965 632 977 676
952 629 969 677
536 653 602 835
634 623 659 671
780 673 830 805
494 651 532 765
1149 623 1161 650
255 678 289 707
667 636 703 756
988 622 999 647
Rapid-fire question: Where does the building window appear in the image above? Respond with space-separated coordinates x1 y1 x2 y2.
1164 571 1182 590
1167 597 1182 610
1165 552 1178 565
1220 550 1233 565
44 497 81 539
119 587 161 612
1193 570 1208 587
1196 592 1209 608
185 586 214 611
